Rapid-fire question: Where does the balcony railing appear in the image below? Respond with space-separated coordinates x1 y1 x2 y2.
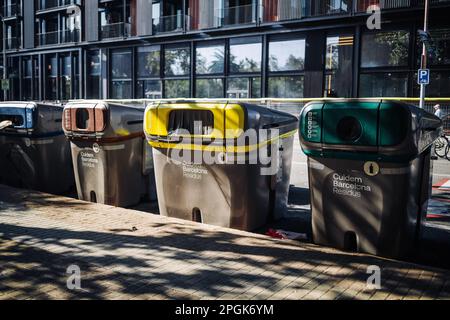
3 4 21 17
4 37 20 50
100 22 131 39
355 0 450 12
36 29 80 46
216 4 258 27
261 0 450 23
152 14 192 33
37 0 78 11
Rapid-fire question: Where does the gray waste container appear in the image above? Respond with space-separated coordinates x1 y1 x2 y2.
0 102 74 194
63 101 156 207
144 101 298 231
299 99 443 258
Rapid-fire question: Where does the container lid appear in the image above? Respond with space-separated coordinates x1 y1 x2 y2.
299 99 442 161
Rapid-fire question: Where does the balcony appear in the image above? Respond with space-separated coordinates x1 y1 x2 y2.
152 14 192 34
355 0 450 13
261 0 450 23
37 0 78 11
100 22 131 40
36 29 80 46
4 37 20 50
216 4 258 27
3 4 21 17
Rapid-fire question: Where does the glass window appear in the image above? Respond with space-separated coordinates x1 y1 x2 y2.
164 46 190 76
137 80 162 99
111 49 132 99
111 49 132 79
61 55 72 100
46 55 57 100
361 30 410 68
196 79 224 98
359 73 408 97
324 35 354 98
48 55 57 77
165 79 190 98
420 28 450 66
137 46 160 78
230 37 262 73
22 58 32 101
196 43 225 75
111 81 132 99
227 77 261 98
86 50 101 99
268 76 304 98
414 71 450 97
268 39 305 71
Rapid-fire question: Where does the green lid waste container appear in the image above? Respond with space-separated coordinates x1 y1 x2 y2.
299 99 443 258
144 101 298 231
0 102 74 194
63 101 157 207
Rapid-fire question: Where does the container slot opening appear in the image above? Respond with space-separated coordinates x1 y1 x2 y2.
192 208 202 223
336 117 362 142
344 231 358 252
0 114 24 127
90 191 97 203
168 110 214 135
76 109 90 130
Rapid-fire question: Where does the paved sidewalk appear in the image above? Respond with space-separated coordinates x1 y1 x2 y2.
0 185 449 300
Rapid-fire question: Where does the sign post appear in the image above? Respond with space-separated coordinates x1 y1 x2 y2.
419 0 430 109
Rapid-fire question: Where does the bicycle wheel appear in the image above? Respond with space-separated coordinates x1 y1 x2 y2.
435 136 449 158
445 143 450 161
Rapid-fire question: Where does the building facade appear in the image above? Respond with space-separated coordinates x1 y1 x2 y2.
1 0 450 102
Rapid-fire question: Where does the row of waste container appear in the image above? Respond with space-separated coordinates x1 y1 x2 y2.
0 99 443 259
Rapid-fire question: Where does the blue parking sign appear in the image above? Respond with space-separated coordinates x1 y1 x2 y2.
418 69 430 85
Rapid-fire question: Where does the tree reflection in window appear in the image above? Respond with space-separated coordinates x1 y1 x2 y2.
269 39 305 71
196 44 225 75
165 46 190 76
229 38 262 73
361 30 409 68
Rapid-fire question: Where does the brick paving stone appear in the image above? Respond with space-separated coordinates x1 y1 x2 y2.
1 184 450 300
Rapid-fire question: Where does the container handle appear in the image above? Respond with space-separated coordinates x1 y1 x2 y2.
0 120 13 131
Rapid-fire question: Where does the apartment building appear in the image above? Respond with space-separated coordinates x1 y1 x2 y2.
1 0 450 101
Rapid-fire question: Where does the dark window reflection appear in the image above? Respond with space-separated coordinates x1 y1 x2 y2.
324 35 353 98
196 79 224 98
361 30 410 68
359 73 408 97
111 49 132 99
87 50 101 99
227 77 261 98
137 46 160 78
268 76 304 98
165 79 190 98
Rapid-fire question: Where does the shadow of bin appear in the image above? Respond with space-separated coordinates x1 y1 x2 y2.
0 102 74 194
299 99 443 259
144 101 298 231
63 101 157 207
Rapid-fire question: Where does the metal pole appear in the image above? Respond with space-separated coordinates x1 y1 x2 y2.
419 0 430 109
2 13 6 101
